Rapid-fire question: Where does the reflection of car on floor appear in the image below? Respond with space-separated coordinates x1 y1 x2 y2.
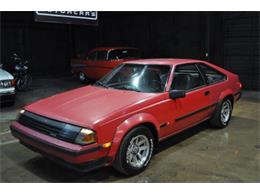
71 47 140 83
11 59 242 175
0 64 15 105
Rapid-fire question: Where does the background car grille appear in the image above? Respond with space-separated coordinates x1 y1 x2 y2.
18 111 82 143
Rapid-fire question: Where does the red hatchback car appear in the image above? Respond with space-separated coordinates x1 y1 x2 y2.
71 47 140 82
11 59 242 175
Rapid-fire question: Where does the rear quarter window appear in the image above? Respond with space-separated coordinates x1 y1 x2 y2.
96 51 108 60
108 49 140 60
88 51 97 61
198 63 227 84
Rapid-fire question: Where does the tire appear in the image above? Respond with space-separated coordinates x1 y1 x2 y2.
210 98 233 128
16 79 24 91
26 75 32 89
78 72 88 83
113 126 154 176
16 75 31 91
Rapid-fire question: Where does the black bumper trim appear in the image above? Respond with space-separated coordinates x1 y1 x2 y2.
10 125 101 156
0 92 15 102
21 141 109 172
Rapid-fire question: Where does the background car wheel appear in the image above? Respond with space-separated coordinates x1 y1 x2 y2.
113 126 154 176
78 72 88 83
210 98 233 128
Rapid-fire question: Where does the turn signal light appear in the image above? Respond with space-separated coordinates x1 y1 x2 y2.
102 142 112 148
11 79 16 86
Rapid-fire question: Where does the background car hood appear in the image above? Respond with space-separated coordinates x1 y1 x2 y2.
25 85 156 128
0 68 14 80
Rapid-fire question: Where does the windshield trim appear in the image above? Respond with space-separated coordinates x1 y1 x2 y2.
95 63 172 93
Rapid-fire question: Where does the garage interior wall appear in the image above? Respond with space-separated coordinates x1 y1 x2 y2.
0 12 259 90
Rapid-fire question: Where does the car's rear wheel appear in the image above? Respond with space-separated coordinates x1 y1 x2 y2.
210 98 233 128
78 72 88 83
113 126 154 176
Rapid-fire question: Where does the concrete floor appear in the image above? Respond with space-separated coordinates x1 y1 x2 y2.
0 77 259 182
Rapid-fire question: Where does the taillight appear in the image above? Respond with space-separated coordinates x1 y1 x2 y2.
238 82 242 89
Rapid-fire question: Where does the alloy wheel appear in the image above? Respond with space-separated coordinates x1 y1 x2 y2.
221 100 232 124
126 135 150 168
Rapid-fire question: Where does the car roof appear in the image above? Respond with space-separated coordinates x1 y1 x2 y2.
91 47 138 52
123 58 206 66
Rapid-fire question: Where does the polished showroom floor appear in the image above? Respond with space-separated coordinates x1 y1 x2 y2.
0 77 259 182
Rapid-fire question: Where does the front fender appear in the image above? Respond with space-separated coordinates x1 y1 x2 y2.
107 113 160 160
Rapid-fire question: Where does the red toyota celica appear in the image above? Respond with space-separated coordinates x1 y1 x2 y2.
11 59 242 175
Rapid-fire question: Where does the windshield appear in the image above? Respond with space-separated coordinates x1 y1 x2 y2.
95 64 171 93
108 49 140 60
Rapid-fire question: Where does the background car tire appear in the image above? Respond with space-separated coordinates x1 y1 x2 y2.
210 98 233 128
78 72 88 83
113 126 154 176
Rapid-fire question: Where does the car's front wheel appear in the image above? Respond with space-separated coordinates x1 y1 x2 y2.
113 126 154 176
210 98 233 128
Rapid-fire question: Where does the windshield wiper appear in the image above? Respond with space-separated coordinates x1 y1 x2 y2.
94 81 108 88
117 86 141 92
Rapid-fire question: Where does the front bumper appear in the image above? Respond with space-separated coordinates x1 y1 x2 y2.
0 89 15 103
10 121 111 172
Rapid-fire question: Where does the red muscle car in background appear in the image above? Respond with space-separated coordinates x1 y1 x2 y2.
11 59 242 175
71 47 140 82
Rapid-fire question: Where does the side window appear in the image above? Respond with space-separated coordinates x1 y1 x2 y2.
171 64 205 91
88 51 97 61
198 63 226 84
96 51 108 60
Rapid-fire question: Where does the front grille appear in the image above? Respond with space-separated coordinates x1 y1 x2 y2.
18 111 82 143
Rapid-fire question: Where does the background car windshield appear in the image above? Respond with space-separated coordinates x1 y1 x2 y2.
98 64 170 93
108 49 140 60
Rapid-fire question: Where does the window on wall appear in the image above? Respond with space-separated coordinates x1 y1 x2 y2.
198 63 227 84
171 64 205 91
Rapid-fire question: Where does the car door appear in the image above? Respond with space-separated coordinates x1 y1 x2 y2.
92 50 112 79
81 51 97 79
162 63 215 137
84 50 108 79
197 63 228 106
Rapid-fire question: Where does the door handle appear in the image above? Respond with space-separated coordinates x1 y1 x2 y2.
204 91 210 96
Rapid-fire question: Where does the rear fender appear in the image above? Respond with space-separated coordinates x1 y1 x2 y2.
219 89 234 103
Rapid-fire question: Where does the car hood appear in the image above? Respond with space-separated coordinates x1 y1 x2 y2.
25 85 156 128
0 68 13 80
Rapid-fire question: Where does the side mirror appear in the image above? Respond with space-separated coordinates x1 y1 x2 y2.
169 90 186 99
0 64 3 68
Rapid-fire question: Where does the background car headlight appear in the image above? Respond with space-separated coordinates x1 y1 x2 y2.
0 80 15 88
75 128 96 145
